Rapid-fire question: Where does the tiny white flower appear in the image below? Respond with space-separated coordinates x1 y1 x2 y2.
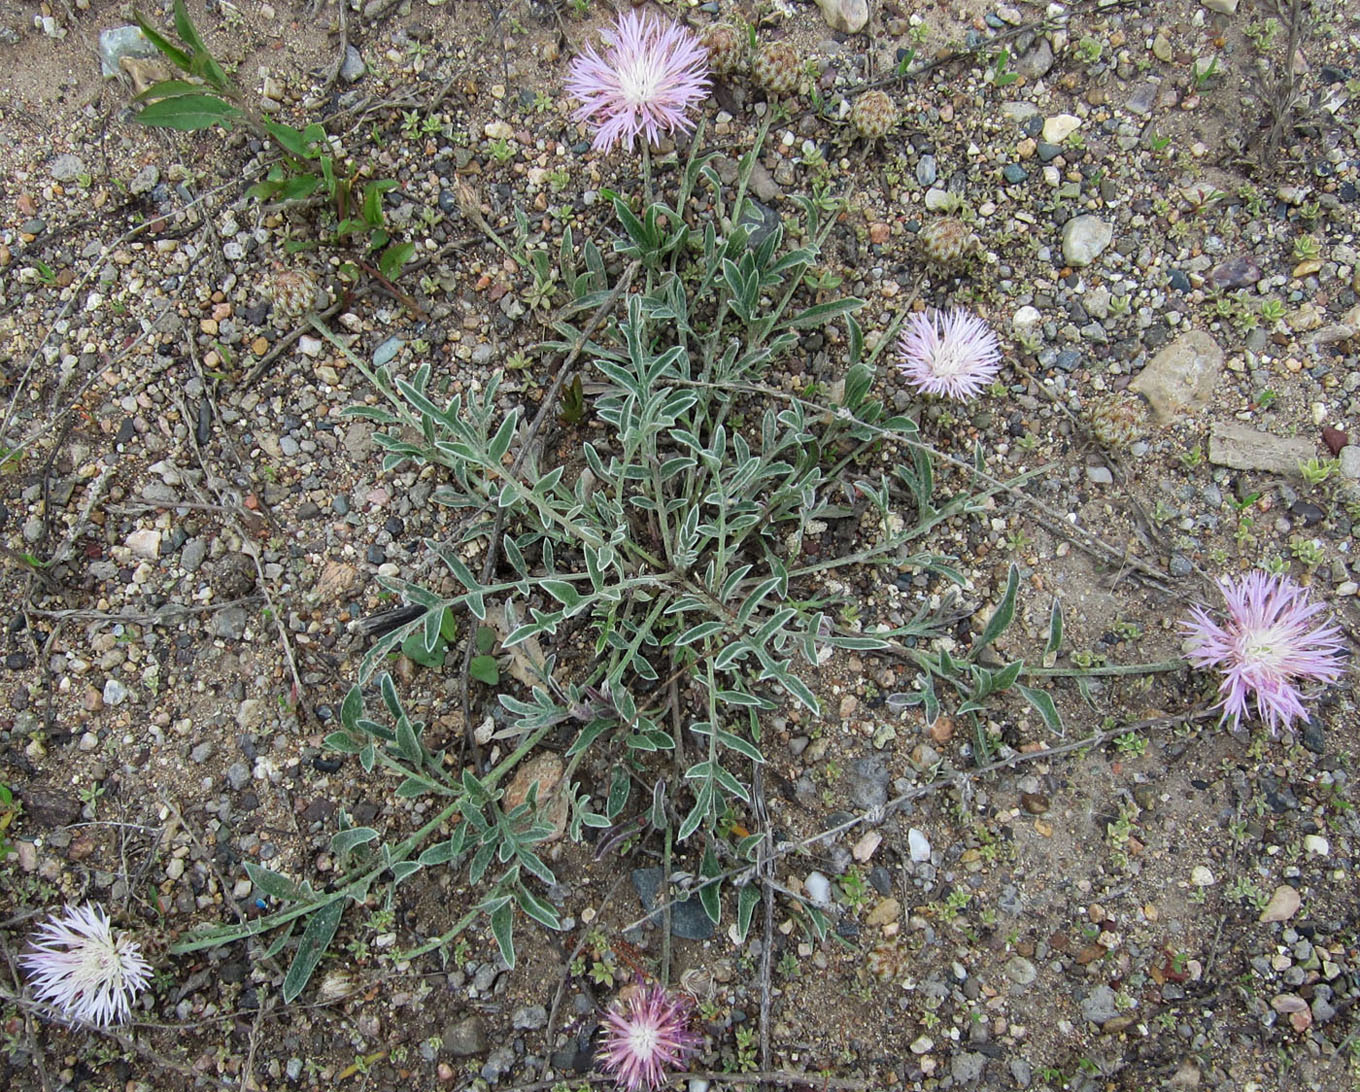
20 904 152 1026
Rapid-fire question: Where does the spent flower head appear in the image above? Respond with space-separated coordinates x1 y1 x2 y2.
565 11 711 153
598 981 701 1092
1183 570 1347 733
20 903 152 1026
896 308 1002 402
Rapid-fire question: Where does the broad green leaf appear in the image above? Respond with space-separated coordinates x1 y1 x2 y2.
676 620 724 646
133 79 208 102
132 12 192 71
339 684 363 731
264 119 320 160
469 655 500 685
135 93 240 130
323 730 362 754
379 241 415 280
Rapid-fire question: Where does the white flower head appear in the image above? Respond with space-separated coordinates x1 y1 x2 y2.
20 904 152 1026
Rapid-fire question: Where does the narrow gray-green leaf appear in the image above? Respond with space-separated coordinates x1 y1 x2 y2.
282 898 345 1003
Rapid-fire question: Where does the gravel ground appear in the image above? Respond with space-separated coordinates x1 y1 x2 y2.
1 2 1359 1091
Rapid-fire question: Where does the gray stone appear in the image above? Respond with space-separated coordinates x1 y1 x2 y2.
442 1015 489 1056
481 1044 515 1083
1208 421 1317 477
1015 37 1054 81
1010 1058 1033 1087
129 165 160 195
1061 215 1113 267
98 25 159 77
225 761 251 791
950 1052 987 1084
1129 330 1224 423
1210 255 1262 290
1004 956 1037 984
181 537 207 572
1201 0 1238 13
340 45 366 83
632 867 715 939
1080 984 1120 1025
103 678 129 706
847 755 889 809
237 697 267 731
1339 445 1360 480
915 154 937 186
211 606 249 640
50 154 86 182
747 162 780 204
814 0 869 34
511 1004 548 1030
1126 81 1158 115
141 481 179 506
472 961 502 993
190 742 214 763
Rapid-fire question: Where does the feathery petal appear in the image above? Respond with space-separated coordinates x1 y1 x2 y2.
1183 571 1347 732
20 904 152 1026
896 308 1002 401
597 982 701 1092
565 12 711 153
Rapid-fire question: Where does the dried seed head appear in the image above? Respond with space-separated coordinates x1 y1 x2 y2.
752 40 801 97
262 264 319 324
1085 390 1149 450
698 22 745 76
850 90 898 140
918 216 977 268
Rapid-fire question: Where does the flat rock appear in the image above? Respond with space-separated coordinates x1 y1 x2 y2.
125 528 162 559
21 787 81 827
632 867 715 940
1080 983 1120 1024
340 45 365 83
814 0 869 33
504 752 569 841
442 1014 489 1056
1208 421 1316 476
1130 330 1223 423
1061 215 1112 267
1042 113 1081 143
1259 884 1301 923
50 153 86 182
1015 38 1054 80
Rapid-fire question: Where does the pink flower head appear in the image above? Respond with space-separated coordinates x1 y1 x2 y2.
896 308 1002 401
20 904 152 1026
565 11 711 153
1183 571 1347 733
598 982 701 1092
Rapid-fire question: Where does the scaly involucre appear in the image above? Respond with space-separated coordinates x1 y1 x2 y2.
1184 571 1347 733
896 308 1002 401
565 11 711 153
20 904 152 1026
597 982 702 1092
